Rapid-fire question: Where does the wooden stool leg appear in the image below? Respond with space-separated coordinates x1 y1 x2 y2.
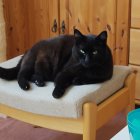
125 73 136 115
83 103 97 140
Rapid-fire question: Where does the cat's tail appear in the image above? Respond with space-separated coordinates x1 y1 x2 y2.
0 58 22 80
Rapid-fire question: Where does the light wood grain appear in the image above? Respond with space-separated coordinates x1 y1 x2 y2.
0 103 83 134
59 0 69 35
125 72 136 113
3 0 28 58
0 0 5 23
129 29 140 65
131 0 140 28
83 103 97 140
115 0 130 65
3 0 130 65
97 88 129 129
129 65 140 100
26 0 50 49
68 0 90 34
130 0 140 104
0 0 6 62
68 0 116 63
3 0 51 59
49 0 59 37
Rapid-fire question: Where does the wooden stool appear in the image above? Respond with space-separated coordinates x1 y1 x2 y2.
0 56 136 140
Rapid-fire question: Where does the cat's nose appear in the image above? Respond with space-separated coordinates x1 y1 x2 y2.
85 55 90 64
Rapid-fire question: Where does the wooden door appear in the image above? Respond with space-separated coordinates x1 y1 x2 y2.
3 0 59 59
60 0 130 65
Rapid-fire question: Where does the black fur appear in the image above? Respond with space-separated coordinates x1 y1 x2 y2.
0 29 113 98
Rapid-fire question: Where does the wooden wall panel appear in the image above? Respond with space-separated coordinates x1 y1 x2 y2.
115 0 130 65
59 0 69 35
131 0 140 28
26 0 50 48
0 0 6 62
129 29 140 65
3 0 28 58
68 0 90 34
129 65 140 100
67 0 116 63
3 0 58 59
49 0 59 37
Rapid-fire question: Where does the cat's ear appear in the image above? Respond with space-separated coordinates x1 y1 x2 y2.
96 31 107 43
74 29 85 38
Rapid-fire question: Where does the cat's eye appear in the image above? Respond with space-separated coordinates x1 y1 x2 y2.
80 50 86 55
93 50 98 55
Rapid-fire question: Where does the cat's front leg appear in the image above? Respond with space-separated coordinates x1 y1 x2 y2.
53 71 74 98
53 64 83 98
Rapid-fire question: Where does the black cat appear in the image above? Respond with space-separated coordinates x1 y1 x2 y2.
0 29 113 98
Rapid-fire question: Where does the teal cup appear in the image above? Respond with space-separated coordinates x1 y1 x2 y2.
127 109 140 140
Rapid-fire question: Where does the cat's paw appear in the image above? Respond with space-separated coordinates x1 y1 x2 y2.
18 79 30 90
34 80 45 87
52 87 65 99
31 75 45 87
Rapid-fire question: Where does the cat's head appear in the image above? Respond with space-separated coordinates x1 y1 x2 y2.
72 29 109 68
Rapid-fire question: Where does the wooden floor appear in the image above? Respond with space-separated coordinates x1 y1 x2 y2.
0 111 126 140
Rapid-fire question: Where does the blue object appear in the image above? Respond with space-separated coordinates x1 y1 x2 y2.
127 109 140 140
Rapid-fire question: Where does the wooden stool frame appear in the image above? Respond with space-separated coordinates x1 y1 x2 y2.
0 73 135 140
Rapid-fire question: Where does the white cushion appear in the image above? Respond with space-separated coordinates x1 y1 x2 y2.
0 56 132 118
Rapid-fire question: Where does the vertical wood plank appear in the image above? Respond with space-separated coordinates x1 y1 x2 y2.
59 0 69 35
49 0 59 37
129 29 140 65
68 0 90 34
131 0 140 28
3 0 28 58
125 73 136 113
3 0 55 59
115 0 131 65
26 0 50 48
0 0 6 62
129 65 140 101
